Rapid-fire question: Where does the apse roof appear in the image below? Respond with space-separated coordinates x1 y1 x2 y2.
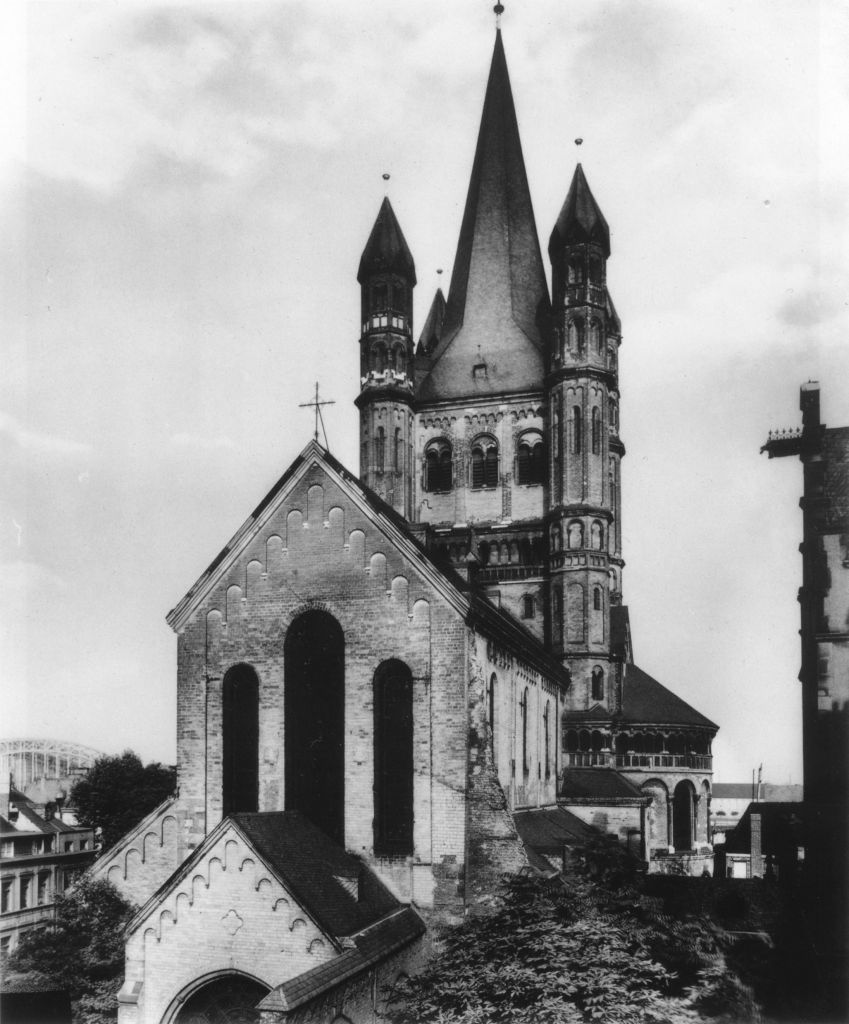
417 30 549 403
357 196 416 285
620 664 718 730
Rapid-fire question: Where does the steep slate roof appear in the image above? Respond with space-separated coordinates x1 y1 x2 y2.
233 812 399 938
417 30 549 402
560 767 647 802
357 197 416 285
417 287 446 354
620 664 718 730
549 163 611 259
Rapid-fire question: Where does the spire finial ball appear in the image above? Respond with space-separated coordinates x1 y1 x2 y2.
575 138 583 147
382 173 390 181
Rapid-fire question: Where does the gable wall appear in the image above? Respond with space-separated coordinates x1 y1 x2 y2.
173 460 470 913
120 824 331 1024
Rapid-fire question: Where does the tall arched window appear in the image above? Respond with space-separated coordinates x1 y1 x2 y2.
591 521 603 550
471 437 498 489
591 407 601 454
543 701 551 778
520 688 529 773
285 610 345 844
373 343 387 372
591 667 604 702
374 427 385 472
222 664 259 815
517 432 545 485
567 520 583 549
392 281 406 313
568 259 583 284
593 585 603 611
394 428 402 472
572 407 582 454
488 673 497 752
590 318 602 352
374 660 414 854
424 440 452 492
522 594 535 619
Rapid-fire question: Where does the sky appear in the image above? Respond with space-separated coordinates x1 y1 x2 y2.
2 0 847 784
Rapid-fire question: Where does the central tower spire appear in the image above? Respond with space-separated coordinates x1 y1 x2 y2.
416 28 550 402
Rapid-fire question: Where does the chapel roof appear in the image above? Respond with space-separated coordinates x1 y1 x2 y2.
549 163 611 259
357 197 416 285
416 30 549 403
233 811 399 938
559 767 647 802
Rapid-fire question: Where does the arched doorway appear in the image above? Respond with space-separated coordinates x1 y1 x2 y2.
284 610 345 844
172 973 269 1024
374 660 414 854
222 665 259 815
673 781 695 851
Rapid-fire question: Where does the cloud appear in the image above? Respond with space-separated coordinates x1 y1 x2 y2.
170 432 237 452
0 412 92 458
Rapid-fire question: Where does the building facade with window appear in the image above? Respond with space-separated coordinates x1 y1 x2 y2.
96 22 717 1024
0 788 95 959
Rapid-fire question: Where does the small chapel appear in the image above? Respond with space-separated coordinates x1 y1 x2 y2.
96 17 718 1024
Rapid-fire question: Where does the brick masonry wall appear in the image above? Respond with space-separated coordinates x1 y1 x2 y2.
173 459 471 917
90 797 189 908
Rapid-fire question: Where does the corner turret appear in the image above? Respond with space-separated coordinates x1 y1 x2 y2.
356 198 416 517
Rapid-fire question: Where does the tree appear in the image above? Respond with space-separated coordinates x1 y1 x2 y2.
71 750 176 852
4 877 134 1024
389 841 761 1024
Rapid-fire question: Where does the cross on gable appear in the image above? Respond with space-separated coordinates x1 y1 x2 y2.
299 382 335 448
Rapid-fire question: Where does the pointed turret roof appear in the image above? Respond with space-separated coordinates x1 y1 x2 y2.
417 31 549 402
357 197 416 285
549 163 610 258
417 288 446 355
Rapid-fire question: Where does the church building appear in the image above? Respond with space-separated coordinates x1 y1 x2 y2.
95 20 717 1024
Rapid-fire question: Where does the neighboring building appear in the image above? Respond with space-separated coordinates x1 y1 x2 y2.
715 801 805 881
762 383 849 1006
93 20 718 1024
0 739 105 826
711 782 804 839
0 788 96 959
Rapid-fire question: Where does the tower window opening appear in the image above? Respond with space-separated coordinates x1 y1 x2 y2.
424 440 452 491
572 407 582 453
591 407 601 454
375 427 385 473
394 428 402 472
591 667 604 703
373 344 387 373
517 433 545 485
372 283 388 310
568 319 585 355
593 586 602 611
567 520 583 549
392 282 406 314
395 347 406 374
591 520 603 550
590 319 602 352
471 437 498 489
589 257 602 284
522 594 535 619
568 259 583 284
